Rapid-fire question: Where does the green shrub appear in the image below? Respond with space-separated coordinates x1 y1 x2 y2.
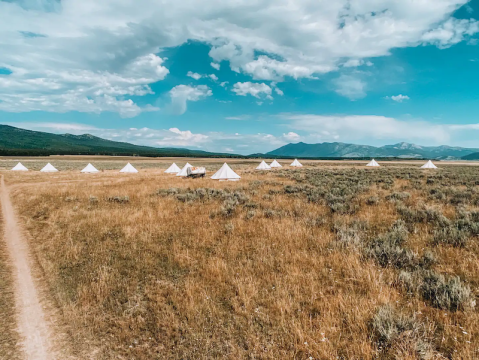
366 196 379 205
420 271 476 311
371 305 434 359
433 226 469 247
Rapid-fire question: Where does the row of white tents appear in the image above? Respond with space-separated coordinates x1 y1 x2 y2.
9 158 439 181
366 159 438 169
11 162 139 173
255 159 303 170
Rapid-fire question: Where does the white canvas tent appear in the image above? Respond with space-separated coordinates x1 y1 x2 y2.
270 160 282 168
120 163 138 173
81 163 99 173
290 159 303 167
366 159 380 167
40 163 58 172
256 161 271 170
421 160 438 169
211 163 240 181
177 163 192 177
11 162 28 171
165 163 181 174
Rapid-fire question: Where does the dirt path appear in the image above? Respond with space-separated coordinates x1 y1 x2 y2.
0 175 56 360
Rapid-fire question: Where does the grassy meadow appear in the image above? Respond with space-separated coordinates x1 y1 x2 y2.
1 159 479 359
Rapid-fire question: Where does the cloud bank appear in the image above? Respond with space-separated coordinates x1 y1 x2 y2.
0 0 477 115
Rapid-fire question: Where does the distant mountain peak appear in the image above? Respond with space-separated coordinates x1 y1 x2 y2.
266 141 478 159
388 142 423 150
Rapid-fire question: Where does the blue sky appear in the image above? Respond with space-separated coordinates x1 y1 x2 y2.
1 0 479 154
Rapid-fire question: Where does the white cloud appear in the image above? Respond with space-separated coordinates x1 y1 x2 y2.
421 18 479 47
343 59 364 68
210 62 220 70
342 59 374 68
283 132 300 142
187 71 202 80
220 81 228 88
0 0 477 115
187 72 218 81
0 53 166 117
333 75 367 100
163 127 209 145
274 87 284 96
282 114 452 143
169 85 212 115
5 122 99 132
232 82 273 99
387 94 410 102
225 115 250 120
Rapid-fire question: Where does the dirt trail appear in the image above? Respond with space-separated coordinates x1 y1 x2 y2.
0 175 56 360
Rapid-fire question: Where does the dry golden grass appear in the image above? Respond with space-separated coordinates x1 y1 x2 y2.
2 159 479 359
0 194 22 360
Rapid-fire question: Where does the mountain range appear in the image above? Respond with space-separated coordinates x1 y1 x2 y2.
0 125 237 158
1 124 479 160
267 142 479 160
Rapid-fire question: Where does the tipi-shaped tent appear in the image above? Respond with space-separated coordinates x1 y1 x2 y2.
366 159 380 167
256 161 271 170
177 163 192 177
120 163 138 173
40 163 58 172
165 163 181 174
290 159 303 167
211 163 241 181
270 160 282 168
11 162 28 171
421 160 438 169
81 163 99 173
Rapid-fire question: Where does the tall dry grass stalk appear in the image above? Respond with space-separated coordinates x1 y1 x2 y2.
3 162 479 359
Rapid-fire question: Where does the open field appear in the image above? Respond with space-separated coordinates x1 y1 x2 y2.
1 156 479 172
1 157 479 359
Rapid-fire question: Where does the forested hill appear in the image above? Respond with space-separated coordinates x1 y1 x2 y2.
0 125 239 157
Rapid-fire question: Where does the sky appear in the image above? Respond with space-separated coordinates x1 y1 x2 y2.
1 0 479 154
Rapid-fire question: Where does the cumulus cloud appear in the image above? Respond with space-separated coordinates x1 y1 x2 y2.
0 0 477 115
210 62 220 70
0 54 167 117
421 18 479 47
283 132 300 142
187 71 202 80
281 114 452 143
333 75 367 100
343 59 374 68
163 127 209 145
186 72 218 82
232 82 273 99
387 94 410 102
169 85 212 115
